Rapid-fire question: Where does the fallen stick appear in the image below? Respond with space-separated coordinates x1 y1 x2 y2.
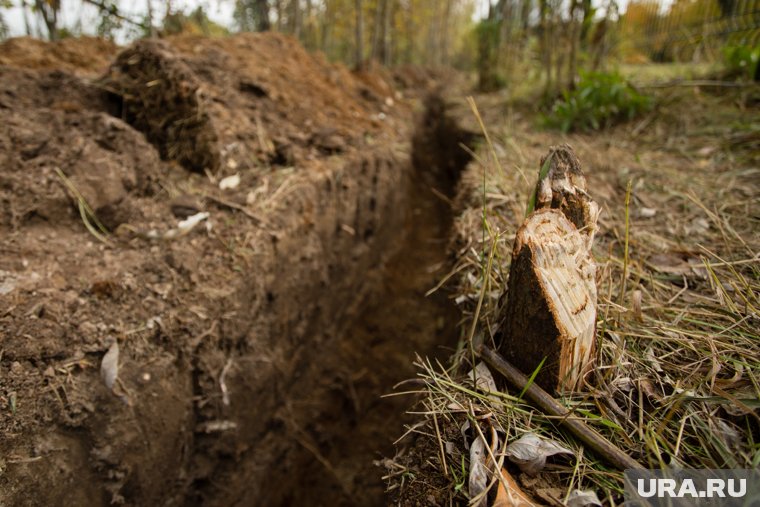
204 194 268 226
479 345 644 472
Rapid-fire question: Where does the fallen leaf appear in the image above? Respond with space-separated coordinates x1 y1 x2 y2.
469 435 489 507
178 211 210 233
648 252 707 280
494 467 538 507
0 269 19 295
100 340 119 391
447 401 467 411
684 217 710 235
196 420 238 433
713 419 743 454
218 173 240 190
647 253 693 276
461 420 471 450
565 489 601 507
697 146 716 157
686 256 708 279
644 348 664 373
504 433 573 475
611 376 634 392
469 362 498 396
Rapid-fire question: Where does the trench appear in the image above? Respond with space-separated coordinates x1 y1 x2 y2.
0 36 490 507
277 96 476 507
190 95 477 507
0 85 475 506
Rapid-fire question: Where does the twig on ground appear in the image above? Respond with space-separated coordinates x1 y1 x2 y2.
479 346 644 472
204 194 268 226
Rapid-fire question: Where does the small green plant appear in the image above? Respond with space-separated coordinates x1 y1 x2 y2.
449 455 467 493
723 45 760 81
543 71 652 133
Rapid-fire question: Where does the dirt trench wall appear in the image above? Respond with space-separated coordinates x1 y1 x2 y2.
0 34 437 506
0 148 410 506
187 151 410 505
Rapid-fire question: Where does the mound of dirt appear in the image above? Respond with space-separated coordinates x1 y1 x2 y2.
100 34 400 174
392 64 448 91
0 34 471 507
0 65 161 233
0 36 118 76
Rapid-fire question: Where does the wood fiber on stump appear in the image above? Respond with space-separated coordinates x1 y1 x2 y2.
100 39 220 172
498 145 600 393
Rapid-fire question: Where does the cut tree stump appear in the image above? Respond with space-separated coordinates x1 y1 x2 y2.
498 145 600 393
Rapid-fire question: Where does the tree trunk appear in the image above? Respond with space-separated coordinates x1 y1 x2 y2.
591 0 614 71
499 0 513 87
580 0 593 47
256 0 271 31
427 1 440 65
146 0 156 37
275 0 283 31
321 1 334 56
370 0 382 61
303 0 314 47
440 0 452 65
521 0 532 31
21 0 33 36
34 0 58 40
382 0 392 65
498 145 600 393
291 0 300 38
568 0 580 90
355 0 364 69
404 1 413 63
476 8 501 92
539 0 552 96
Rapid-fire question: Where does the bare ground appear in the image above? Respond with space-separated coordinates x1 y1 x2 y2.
0 34 475 506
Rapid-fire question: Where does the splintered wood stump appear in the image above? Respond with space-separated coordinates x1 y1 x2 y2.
499 145 599 393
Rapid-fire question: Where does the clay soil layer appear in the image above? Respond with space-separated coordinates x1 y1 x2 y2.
0 35 472 505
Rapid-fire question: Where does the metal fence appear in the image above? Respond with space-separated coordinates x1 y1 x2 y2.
618 0 760 61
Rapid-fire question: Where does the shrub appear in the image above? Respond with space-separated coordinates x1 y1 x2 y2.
722 45 760 81
543 71 653 132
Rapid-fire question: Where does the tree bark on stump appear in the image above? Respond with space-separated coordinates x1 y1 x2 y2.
498 145 600 393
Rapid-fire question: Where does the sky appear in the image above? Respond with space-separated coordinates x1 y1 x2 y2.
3 0 236 41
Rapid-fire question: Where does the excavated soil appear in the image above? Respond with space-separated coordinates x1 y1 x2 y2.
0 34 474 506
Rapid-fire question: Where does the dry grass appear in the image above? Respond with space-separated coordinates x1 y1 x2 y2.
389 85 760 505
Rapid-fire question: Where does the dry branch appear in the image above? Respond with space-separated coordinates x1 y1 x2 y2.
480 346 643 472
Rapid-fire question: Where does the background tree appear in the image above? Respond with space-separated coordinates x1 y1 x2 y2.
475 11 501 91
2 0 751 99
33 0 60 40
354 0 363 68
234 0 271 32
0 0 10 40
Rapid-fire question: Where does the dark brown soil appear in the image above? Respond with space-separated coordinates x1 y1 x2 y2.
0 34 473 506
